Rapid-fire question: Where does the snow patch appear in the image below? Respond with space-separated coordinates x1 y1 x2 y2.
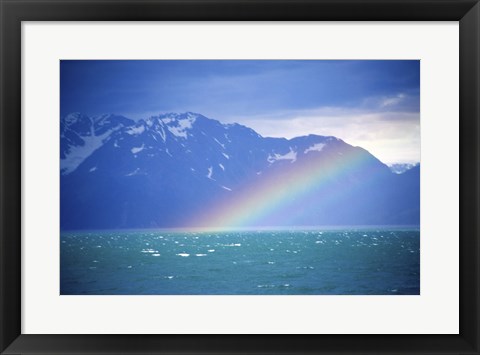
165 116 196 138
131 144 145 154
64 112 84 126
221 185 232 191
219 163 225 171
61 129 114 175
214 138 225 149
89 166 97 173
268 148 297 163
126 125 145 136
222 153 230 159
304 143 326 154
388 163 419 174
207 166 215 180
126 168 140 176
156 126 166 142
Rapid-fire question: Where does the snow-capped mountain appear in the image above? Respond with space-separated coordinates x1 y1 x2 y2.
60 112 134 174
60 112 420 229
388 163 420 174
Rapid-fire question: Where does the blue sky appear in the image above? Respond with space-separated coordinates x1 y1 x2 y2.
61 60 420 164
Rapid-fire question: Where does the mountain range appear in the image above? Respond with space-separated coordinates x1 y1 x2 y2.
60 112 420 230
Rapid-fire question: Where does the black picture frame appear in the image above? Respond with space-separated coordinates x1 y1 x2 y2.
1 0 479 354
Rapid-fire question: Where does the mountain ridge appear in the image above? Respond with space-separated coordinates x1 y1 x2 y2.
60 112 420 229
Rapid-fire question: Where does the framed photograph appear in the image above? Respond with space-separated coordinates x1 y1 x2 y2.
59 59 422 296
1 0 479 354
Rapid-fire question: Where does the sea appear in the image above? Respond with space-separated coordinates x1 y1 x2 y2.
60 227 420 295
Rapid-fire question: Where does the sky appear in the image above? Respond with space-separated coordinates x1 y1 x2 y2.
61 60 420 164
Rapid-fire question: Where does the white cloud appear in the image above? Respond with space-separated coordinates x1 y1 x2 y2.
379 93 406 108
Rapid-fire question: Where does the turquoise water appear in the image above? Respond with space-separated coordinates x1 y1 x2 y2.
60 228 420 295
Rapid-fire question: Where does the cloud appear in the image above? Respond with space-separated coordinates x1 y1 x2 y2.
359 93 418 113
380 93 406 107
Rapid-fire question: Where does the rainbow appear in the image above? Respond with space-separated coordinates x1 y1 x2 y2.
187 145 381 231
